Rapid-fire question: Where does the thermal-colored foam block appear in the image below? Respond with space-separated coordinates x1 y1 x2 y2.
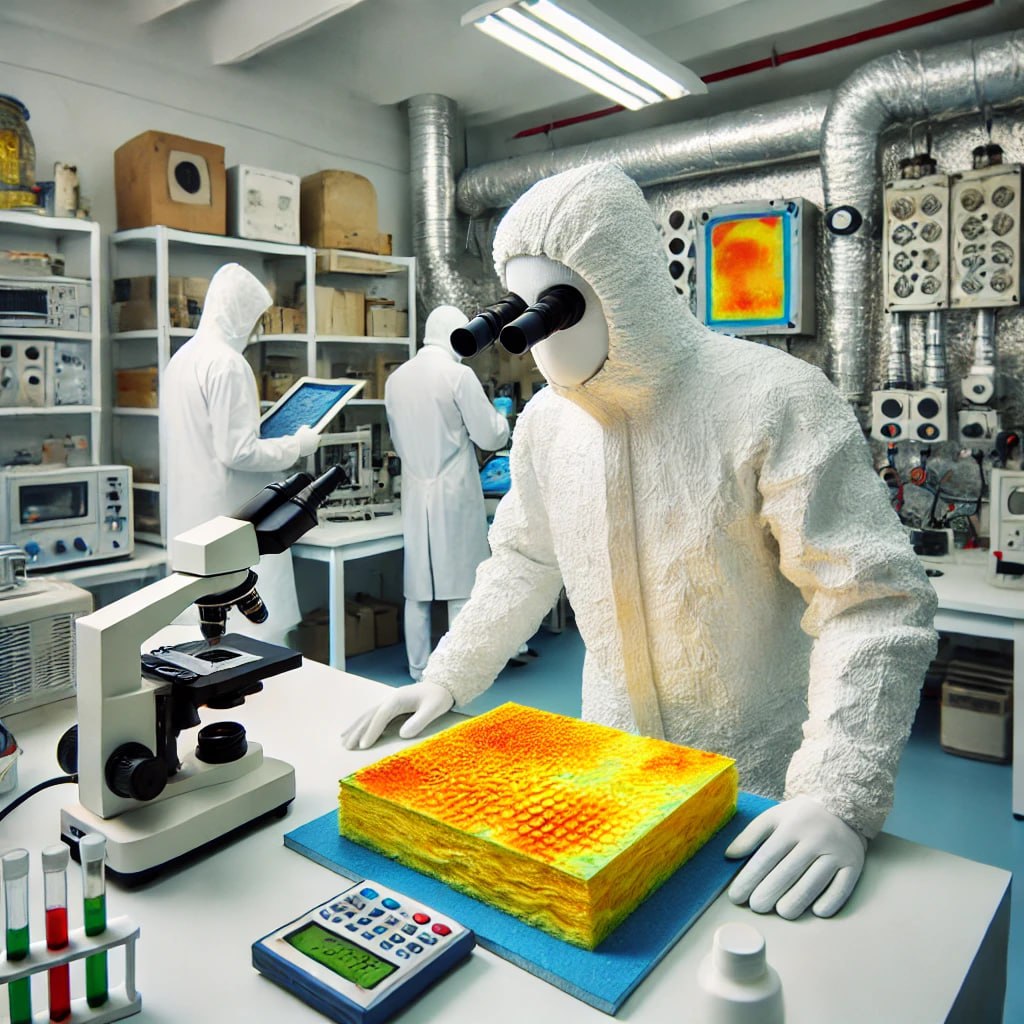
339 703 738 949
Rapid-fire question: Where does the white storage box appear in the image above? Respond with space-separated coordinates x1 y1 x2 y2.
940 652 1013 763
227 165 301 244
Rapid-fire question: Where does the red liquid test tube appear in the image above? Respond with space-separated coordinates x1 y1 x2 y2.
42 845 71 1023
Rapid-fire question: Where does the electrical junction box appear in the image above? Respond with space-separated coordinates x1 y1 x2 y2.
882 172 950 311
695 197 815 336
871 388 912 442
909 388 949 443
957 407 1000 446
950 162 1021 308
114 130 226 235
227 165 300 244
0 340 53 407
990 467 1024 588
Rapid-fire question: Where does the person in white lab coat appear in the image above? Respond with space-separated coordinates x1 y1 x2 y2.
345 164 939 922
384 305 510 679
160 262 319 643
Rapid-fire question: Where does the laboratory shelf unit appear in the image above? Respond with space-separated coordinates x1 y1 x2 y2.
109 227 415 545
0 211 103 469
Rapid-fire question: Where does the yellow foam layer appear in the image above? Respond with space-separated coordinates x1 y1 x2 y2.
339 703 737 949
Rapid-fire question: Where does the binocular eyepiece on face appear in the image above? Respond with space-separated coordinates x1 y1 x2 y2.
450 293 527 359
450 286 586 358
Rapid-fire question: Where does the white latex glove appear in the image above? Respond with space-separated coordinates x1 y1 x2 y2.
341 681 455 750
724 795 867 920
295 425 320 457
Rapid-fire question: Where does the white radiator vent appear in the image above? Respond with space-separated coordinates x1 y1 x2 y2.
0 580 92 715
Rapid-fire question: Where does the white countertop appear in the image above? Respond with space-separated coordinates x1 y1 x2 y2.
292 514 404 550
925 547 1024 618
0 659 1010 1023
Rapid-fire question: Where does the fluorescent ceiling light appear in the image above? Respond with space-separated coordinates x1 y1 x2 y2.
463 0 706 108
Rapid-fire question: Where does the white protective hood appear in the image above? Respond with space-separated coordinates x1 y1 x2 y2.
160 263 306 643
422 304 469 360
420 163 937 837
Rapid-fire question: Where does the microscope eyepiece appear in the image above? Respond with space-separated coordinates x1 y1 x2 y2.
499 285 586 356
450 293 528 358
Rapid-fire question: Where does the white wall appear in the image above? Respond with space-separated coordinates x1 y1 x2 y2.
0 1 411 249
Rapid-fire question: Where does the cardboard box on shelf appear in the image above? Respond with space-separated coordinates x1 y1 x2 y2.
259 306 305 336
315 250 403 276
296 284 342 334
114 130 226 234
366 306 408 338
116 367 159 408
332 289 366 336
300 170 392 254
345 602 376 656
354 593 401 648
262 371 298 402
374 353 405 398
112 276 208 331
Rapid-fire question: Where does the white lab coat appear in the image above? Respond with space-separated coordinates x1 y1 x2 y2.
420 164 938 839
385 310 510 601
160 263 305 642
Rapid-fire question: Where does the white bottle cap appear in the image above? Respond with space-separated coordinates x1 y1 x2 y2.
1 848 29 880
42 844 70 872
713 922 768 983
79 834 106 864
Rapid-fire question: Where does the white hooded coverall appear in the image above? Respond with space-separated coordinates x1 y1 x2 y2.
419 164 938 840
160 263 311 643
385 305 510 677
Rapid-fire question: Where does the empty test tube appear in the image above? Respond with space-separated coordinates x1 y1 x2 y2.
2 848 31 1024
79 834 108 1007
42 844 71 1023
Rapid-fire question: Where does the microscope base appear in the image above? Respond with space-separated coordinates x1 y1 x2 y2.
61 756 295 883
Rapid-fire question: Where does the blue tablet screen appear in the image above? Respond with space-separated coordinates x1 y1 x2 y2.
260 382 357 439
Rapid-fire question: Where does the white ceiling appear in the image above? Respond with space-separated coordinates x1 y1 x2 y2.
166 0 1024 127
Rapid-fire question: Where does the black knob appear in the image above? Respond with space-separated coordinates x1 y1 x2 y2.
55 540 67 554
105 742 168 801
962 422 984 438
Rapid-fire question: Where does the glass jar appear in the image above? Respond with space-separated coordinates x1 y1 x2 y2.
0 94 36 209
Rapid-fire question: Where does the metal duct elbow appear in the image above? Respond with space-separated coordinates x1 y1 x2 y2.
822 29 1024 409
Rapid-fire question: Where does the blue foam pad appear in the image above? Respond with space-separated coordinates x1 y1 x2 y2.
284 791 775 1015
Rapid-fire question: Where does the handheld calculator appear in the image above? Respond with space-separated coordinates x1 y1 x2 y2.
252 880 475 1024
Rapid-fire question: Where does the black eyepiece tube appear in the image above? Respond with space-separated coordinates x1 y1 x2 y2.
499 285 585 356
232 472 313 525
450 293 527 358
254 465 347 554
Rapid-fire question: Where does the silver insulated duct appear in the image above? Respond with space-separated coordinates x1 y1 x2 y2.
456 93 829 218
822 28 1024 408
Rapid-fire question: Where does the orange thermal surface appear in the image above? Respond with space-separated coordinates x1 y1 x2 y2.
345 703 735 873
710 215 785 321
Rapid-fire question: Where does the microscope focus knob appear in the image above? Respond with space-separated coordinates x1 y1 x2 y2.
105 742 168 801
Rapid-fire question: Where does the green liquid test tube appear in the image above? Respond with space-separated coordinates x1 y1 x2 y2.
79 834 109 1007
2 848 32 1024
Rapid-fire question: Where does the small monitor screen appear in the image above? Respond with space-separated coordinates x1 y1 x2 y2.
284 922 397 990
260 381 358 439
20 481 88 524
1008 487 1024 517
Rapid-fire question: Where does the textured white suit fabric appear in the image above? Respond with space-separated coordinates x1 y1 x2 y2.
420 164 938 839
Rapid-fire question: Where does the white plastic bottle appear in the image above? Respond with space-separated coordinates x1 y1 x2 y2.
695 922 784 1023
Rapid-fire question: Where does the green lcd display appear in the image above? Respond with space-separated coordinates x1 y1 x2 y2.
284 922 397 990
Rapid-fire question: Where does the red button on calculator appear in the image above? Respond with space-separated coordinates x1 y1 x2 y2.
432 923 451 936
413 913 430 925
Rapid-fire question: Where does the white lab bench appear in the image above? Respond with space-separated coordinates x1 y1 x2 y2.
291 516 405 669
39 543 169 606
926 548 1024 818
0 660 1010 1023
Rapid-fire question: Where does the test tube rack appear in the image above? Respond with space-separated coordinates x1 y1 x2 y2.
0 916 141 1024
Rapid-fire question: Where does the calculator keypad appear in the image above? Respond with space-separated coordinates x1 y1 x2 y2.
317 883 461 965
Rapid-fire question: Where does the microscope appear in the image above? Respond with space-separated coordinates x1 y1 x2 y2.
60 468 342 881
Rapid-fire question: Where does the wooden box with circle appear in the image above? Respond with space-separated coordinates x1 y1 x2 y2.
114 130 226 235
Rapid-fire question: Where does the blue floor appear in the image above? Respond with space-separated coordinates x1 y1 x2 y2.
348 625 1021 1022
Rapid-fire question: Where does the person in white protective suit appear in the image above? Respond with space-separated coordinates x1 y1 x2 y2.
384 304 510 679
342 164 938 921
160 262 320 643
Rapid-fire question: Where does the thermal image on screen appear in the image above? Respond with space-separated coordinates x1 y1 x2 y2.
693 198 815 336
